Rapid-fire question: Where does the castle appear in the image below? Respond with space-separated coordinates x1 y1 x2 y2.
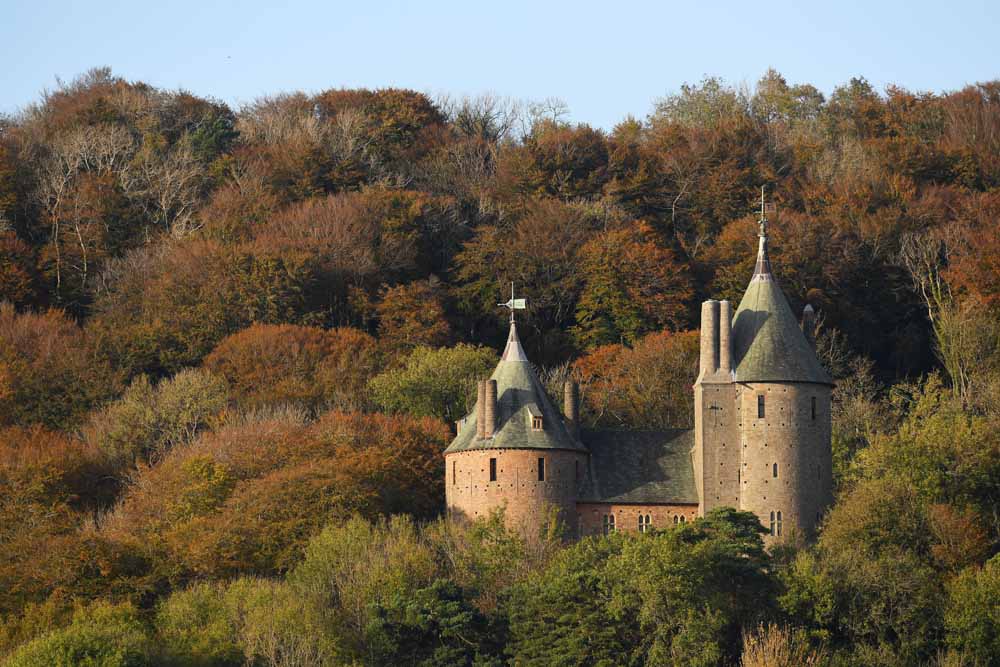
444 212 833 543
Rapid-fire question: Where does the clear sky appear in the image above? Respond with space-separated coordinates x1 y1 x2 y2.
3 0 999 129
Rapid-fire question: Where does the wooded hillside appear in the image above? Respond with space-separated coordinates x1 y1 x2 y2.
1 68 998 666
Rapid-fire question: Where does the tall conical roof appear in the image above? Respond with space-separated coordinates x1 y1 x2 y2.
731 220 832 385
445 322 586 453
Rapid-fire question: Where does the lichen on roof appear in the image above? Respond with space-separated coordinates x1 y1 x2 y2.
444 323 586 454
731 232 832 385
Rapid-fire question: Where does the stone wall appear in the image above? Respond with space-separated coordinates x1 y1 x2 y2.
576 503 699 536
735 382 832 543
445 448 588 535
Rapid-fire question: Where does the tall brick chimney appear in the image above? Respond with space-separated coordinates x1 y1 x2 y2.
564 380 580 438
483 379 497 438
718 299 732 376
476 380 487 439
699 300 719 379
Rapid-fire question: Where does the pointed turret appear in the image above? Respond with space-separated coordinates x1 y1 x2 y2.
445 321 585 454
731 210 831 385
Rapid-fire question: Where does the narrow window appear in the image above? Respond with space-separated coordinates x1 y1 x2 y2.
772 463 778 478
532 415 543 431
758 394 766 418
489 458 497 482
537 457 545 482
452 461 456 485
638 514 651 533
673 515 679 525
575 460 579 481
811 396 817 420
769 511 776 535
776 511 783 537
679 515 686 524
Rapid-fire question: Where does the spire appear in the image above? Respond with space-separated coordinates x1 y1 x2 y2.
498 283 528 361
753 186 773 280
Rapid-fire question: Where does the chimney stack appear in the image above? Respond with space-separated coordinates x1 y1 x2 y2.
483 379 498 438
802 304 816 347
564 380 580 438
699 300 720 378
476 380 487 439
718 300 732 376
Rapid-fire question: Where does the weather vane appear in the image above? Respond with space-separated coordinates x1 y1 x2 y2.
497 282 526 324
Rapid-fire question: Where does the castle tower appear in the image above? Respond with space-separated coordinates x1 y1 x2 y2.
444 319 588 535
694 202 833 543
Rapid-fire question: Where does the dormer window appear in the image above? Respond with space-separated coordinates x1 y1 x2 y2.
528 405 543 431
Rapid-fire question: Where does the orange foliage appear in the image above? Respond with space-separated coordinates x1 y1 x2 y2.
204 323 381 412
376 280 452 355
572 329 699 429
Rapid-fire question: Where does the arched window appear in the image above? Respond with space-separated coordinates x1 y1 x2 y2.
772 462 778 478
638 514 652 533
776 511 783 537
679 515 686 524
769 511 776 535
673 515 679 525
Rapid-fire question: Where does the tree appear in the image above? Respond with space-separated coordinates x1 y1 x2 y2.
83 368 228 467
204 323 381 412
573 221 693 348
0 303 116 429
369 344 496 423
572 329 699 429
944 555 1000 664
4 601 154 667
376 279 452 356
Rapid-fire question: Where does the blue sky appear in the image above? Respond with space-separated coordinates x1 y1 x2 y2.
3 0 998 129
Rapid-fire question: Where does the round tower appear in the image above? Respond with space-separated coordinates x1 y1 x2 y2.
729 209 833 543
444 322 588 536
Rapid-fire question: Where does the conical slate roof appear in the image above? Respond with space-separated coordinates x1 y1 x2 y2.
731 229 832 385
444 323 586 453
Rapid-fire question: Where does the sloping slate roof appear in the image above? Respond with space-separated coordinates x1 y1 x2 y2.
578 429 698 504
731 237 832 385
445 324 586 454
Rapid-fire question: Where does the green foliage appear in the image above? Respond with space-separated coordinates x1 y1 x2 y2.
155 582 242 667
508 509 772 666
84 368 228 466
369 343 496 422
5 601 153 667
944 555 1000 665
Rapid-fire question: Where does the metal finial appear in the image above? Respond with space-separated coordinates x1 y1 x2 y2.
498 282 526 324
759 185 768 238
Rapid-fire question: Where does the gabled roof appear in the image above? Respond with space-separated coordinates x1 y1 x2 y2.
444 323 586 454
731 230 832 385
578 429 697 504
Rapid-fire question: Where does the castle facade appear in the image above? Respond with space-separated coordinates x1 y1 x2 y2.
444 220 833 543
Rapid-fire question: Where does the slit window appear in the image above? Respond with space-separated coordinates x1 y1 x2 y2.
773 463 778 478
757 394 766 418
769 511 776 535
537 457 545 482
452 461 456 485
811 396 817 420
776 511 783 536
575 460 579 481
489 458 497 482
